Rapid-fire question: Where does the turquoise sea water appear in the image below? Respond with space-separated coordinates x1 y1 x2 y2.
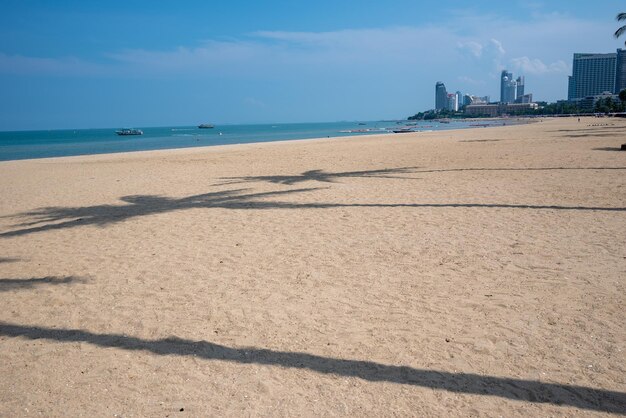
0 120 510 162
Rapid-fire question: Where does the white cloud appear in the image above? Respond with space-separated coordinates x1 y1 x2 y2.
481 38 507 72
102 26 459 77
510 56 569 74
489 39 506 56
457 41 483 57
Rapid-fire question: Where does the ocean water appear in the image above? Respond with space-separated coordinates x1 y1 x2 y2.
0 120 509 162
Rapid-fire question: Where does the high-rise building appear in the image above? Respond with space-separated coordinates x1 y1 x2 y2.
447 93 458 111
500 70 517 103
515 76 525 101
567 49 626 100
463 95 490 106
500 71 511 102
455 91 463 109
435 82 447 110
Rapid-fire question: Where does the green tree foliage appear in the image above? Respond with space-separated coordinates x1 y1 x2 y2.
594 96 626 113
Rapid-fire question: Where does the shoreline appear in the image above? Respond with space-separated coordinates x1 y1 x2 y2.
0 118 540 165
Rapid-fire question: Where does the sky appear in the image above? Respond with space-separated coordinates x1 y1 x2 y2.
1 0 625 130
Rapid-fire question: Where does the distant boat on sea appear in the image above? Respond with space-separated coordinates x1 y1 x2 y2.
198 124 215 129
115 128 143 136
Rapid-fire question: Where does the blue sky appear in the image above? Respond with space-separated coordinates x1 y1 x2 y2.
1 0 625 130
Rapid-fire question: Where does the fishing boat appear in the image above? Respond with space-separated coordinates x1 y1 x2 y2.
115 128 143 136
198 124 215 129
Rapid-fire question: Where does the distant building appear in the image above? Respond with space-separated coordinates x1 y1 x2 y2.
447 93 458 111
435 82 448 110
567 49 626 100
515 76 525 102
517 93 533 104
463 95 489 106
435 81 490 110
500 70 517 103
569 91 620 110
466 102 538 117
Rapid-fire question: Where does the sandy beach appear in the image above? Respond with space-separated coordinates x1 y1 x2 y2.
0 117 624 416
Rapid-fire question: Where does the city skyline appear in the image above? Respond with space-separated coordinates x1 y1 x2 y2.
433 69 526 112
1 1 625 130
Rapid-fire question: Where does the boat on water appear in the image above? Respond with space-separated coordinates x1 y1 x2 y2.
115 128 143 136
392 128 415 133
198 124 215 129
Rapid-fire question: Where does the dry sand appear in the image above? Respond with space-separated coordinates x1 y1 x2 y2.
0 117 624 417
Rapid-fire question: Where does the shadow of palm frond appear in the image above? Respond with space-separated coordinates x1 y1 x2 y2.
409 166 626 174
563 133 624 138
2 185 625 239
0 322 624 414
0 276 84 291
217 166 626 186
0 188 320 237
593 147 624 151
216 167 421 186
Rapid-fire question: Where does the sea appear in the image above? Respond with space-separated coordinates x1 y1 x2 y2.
0 119 512 162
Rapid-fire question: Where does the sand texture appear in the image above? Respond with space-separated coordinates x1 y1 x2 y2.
0 117 625 416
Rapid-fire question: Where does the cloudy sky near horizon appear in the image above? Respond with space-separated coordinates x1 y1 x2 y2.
1 0 624 130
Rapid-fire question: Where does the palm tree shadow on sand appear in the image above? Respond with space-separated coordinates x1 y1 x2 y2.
0 188 319 238
0 276 85 291
0 322 624 414
1 186 625 238
217 166 626 186
215 167 421 186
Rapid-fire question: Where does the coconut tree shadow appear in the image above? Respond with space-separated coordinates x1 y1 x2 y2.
0 276 84 291
593 147 624 151
218 166 626 186
0 322 624 414
2 186 626 239
564 133 624 138
0 188 320 238
216 167 421 186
